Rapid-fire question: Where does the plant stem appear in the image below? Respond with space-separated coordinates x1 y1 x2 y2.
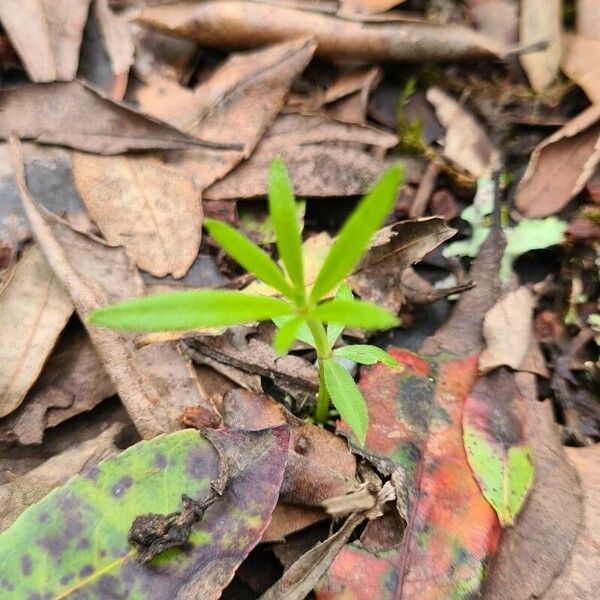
307 319 331 424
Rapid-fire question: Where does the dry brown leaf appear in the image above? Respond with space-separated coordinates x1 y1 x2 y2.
0 245 73 419
0 81 238 155
484 373 582 600
577 0 600 39
516 104 600 217
519 0 562 93
0 0 91 82
11 139 220 439
426 87 500 178
0 327 115 445
138 0 508 62
205 112 400 200
72 152 202 278
263 504 328 543
465 0 518 44
0 423 122 532
223 389 357 506
561 34 600 103
543 444 600 599
479 287 534 373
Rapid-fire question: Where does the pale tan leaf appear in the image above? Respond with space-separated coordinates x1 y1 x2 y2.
426 87 500 178
561 34 600 103
519 0 562 93
516 104 600 217
338 0 406 15
72 153 202 278
577 0 600 39
93 0 134 78
137 0 508 62
0 245 73 418
464 0 518 44
479 287 534 373
0 81 238 155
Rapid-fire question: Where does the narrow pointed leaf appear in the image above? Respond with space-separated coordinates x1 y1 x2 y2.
323 359 368 445
310 166 402 302
463 368 534 527
313 299 398 330
88 291 294 331
326 281 353 346
273 316 306 355
333 345 401 368
204 218 295 298
273 314 316 348
268 158 304 291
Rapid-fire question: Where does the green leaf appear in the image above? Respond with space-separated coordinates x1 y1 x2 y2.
313 299 399 330
88 290 295 331
333 345 401 367
204 218 295 298
0 428 289 599
273 314 316 348
268 158 305 292
323 359 368 445
310 166 402 302
326 281 353 347
273 315 306 354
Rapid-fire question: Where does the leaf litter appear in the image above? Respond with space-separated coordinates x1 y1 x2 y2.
0 1 599 598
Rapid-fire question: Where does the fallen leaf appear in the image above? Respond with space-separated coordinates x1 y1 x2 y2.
479 287 534 373
262 504 328 543
519 0 562 93
205 112 400 200
543 444 600 599
0 326 115 445
465 0 518 44
463 368 534 526
577 0 600 39
0 423 122 532
0 0 91 82
138 0 508 62
0 245 73 418
560 34 600 103
338 0 406 15
0 426 289 599
0 81 238 154
515 104 600 217
222 389 357 506
426 87 500 178
72 152 202 278
484 374 582 600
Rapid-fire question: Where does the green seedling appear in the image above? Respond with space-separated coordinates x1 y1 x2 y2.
88 158 403 444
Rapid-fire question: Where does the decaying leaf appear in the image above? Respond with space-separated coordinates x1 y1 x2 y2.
519 0 562 93
543 444 600 599
515 104 600 217
138 1 508 62
463 368 534 527
0 245 73 418
464 0 518 44
484 374 582 600
561 34 600 103
72 152 202 278
0 81 239 155
0 423 122 532
0 427 289 599
222 389 357 506
0 327 115 445
426 87 500 178
0 0 91 82
479 287 534 373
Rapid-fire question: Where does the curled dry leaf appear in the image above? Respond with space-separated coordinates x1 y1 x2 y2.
222 389 357 506
138 0 508 62
515 104 600 217
561 33 600 103
0 327 115 445
0 0 91 82
0 423 122 532
426 87 500 178
484 374 582 600
0 245 73 418
0 427 289 599
0 81 239 155
479 286 534 373
72 152 202 278
519 0 562 93
543 444 600 599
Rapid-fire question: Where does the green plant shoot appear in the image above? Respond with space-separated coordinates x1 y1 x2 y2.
88 158 403 444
